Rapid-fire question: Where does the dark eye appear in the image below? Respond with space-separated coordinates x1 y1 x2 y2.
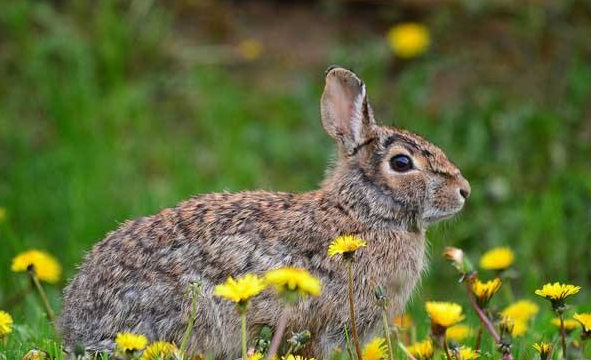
390 154 413 172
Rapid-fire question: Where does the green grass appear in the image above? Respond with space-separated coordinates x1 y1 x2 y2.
0 0 590 359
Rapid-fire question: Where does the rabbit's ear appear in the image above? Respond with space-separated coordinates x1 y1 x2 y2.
321 66 376 156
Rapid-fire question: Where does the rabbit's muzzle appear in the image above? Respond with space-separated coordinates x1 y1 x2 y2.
422 174 471 223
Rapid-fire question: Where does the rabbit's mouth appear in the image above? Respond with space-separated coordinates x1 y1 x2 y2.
423 212 457 223
422 203 465 223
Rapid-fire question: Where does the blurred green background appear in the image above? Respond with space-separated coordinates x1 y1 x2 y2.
0 0 590 355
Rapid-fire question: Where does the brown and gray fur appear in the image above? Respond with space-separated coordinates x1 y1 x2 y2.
58 67 471 358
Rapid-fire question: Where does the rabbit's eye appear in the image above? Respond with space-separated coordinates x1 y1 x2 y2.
390 154 413 172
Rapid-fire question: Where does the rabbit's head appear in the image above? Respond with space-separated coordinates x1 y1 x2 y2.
321 67 470 229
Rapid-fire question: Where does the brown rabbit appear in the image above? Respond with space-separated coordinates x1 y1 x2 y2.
58 67 470 358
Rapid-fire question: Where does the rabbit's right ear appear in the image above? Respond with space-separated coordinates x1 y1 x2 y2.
321 67 376 156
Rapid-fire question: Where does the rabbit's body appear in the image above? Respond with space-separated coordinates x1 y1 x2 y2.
59 67 470 358
59 187 425 357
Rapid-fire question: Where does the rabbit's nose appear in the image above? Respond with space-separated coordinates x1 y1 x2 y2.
457 176 471 199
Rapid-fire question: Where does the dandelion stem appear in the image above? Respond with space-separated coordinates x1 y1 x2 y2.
465 281 499 342
464 279 514 360
442 333 451 360
381 309 394 360
475 325 483 352
267 310 289 360
581 336 589 357
395 338 417 360
241 313 248 360
181 284 200 354
347 262 363 360
546 345 554 360
283 345 293 359
344 324 356 360
559 313 567 359
30 272 54 322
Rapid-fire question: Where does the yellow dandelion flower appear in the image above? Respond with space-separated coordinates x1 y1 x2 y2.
115 332 148 352
532 342 552 359
573 313 591 332
0 207 6 222
499 315 514 333
214 274 266 304
387 23 430 59
447 347 479 360
248 353 263 360
450 347 479 360
479 247 514 271
238 39 263 61
0 310 13 337
280 356 316 360
535 282 580 302
264 267 321 297
550 318 579 331
141 341 179 360
393 314 413 328
328 235 367 259
406 338 433 360
425 301 465 329
446 324 474 341
362 337 388 360
471 278 502 306
11 250 62 284
502 300 540 321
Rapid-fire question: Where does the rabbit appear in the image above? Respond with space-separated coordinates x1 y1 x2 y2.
57 66 471 359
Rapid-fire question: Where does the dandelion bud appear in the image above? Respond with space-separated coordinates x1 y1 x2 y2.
498 315 515 354
374 285 387 301
73 343 86 359
444 247 463 263
533 342 552 360
443 247 474 275
287 330 311 353
374 285 388 308
23 350 48 360
499 316 515 337
254 325 272 354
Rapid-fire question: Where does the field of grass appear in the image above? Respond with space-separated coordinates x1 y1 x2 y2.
0 0 590 359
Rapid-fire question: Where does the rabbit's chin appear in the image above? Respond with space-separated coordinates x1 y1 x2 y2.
422 205 464 223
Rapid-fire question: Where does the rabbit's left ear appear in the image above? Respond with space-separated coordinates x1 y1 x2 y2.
320 66 376 156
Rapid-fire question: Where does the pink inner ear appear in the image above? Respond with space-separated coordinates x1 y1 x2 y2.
328 76 357 133
321 68 373 146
